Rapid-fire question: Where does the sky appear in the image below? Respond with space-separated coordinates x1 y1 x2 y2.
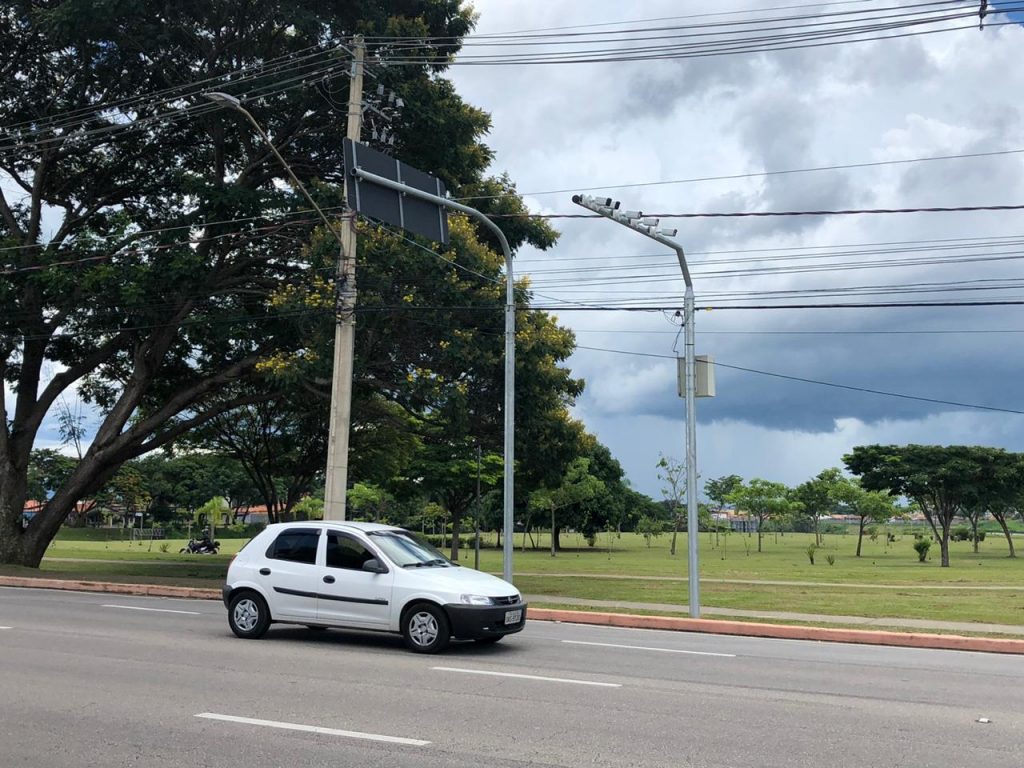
7 0 1024 503
445 0 1024 497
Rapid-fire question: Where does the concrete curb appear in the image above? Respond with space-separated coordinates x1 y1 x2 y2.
3 576 1022 655
528 608 1024 655
0 576 220 601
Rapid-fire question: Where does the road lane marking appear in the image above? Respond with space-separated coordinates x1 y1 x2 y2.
0 626 11 630
194 713 430 746
103 604 202 615
563 640 736 657
432 666 621 687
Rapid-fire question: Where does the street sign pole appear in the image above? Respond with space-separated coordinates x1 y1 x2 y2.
342 143 517 584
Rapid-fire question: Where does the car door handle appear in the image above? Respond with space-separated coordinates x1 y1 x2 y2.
323 575 335 584
259 568 271 576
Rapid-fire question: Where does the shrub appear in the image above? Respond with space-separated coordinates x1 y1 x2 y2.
805 544 817 565
826 554 836 566
913 538 931 562
866 525 879 541
158 542 170 553
974 530 986 543
951 526 970 542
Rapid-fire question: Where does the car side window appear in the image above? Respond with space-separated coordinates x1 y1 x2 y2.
266 529 319 565
326 532 375 571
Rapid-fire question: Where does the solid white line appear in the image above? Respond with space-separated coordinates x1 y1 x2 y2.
432 666 621 688
0 626 11 630
562 639 736 657
103 604 201 615
194 713 430 746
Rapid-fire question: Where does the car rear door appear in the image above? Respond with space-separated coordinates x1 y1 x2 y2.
315 530 393 628
260 527 321 620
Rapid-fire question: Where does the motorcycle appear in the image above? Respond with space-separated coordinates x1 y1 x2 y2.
180 536 220 554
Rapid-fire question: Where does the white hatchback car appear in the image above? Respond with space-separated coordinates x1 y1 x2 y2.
222 521 527 653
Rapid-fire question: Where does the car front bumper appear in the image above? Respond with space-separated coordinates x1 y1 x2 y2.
444 602 528 640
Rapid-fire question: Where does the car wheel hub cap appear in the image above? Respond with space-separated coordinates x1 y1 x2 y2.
234 599 259 631
410 612 438 646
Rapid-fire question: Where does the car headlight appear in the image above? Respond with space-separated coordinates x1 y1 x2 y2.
460 594 494 605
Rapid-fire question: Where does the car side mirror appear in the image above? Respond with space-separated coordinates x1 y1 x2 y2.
362 558 387 574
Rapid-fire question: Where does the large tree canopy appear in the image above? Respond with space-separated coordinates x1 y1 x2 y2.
843 444 1021 567
0 0 574 566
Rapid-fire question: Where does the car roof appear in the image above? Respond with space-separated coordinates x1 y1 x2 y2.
264 521 402 534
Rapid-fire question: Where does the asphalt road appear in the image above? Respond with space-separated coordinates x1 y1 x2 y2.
1 586 1021 768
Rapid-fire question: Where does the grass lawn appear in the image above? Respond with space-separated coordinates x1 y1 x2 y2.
16 527 1021 629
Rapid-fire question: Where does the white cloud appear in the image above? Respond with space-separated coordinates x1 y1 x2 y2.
450 4 1024 494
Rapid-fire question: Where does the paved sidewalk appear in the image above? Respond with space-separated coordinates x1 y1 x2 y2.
524 594 1024 636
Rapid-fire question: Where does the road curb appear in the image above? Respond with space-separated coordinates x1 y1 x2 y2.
0 576 221 601
528 608 1024 655
3 576 1021 654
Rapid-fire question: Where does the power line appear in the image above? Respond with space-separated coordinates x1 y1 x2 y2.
499 203 1024 220
573 345 1024 415
456 148 1024 202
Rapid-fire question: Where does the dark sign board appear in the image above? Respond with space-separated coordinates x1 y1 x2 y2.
343 138 449 244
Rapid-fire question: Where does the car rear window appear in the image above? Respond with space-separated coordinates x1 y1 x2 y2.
266 528 319 564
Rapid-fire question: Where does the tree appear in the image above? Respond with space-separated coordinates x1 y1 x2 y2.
727 479 795 553
1 1 555 566
838 482 895 557
636 515 665 548
794 468 846 545
844 444 1017 567
528 457 604 557
704 475 742 509
657 455 687 556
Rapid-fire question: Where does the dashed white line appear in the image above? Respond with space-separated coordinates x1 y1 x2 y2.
194 713 430 746
432 666 621 687
0 626 11 630
103 604 202 615
563 640 736 657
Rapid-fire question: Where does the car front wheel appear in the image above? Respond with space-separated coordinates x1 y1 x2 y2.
401 603 450 654
228 591 271 639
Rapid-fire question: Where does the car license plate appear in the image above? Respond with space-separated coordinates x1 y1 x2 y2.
504 609 522 625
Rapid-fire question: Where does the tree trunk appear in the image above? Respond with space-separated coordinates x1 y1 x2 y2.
757 524 763 553
451 510 462 562
550 506 556 557
995 515 1016 557
553 524 562 554
969 514 980 554
939 525 951 567
814 513 820 547
856 516 865 557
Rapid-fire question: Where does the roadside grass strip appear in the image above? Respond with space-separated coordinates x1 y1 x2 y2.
562 639 736 657
194 713 430 746
102 604 201 615
432 666 621 687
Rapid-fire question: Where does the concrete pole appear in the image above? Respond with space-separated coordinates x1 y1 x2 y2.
323 37 365 520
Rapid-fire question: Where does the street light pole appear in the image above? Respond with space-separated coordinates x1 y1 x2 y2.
572 194 701 618
205 38 365 522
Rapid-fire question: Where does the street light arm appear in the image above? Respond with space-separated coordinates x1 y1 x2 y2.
203 92 343 242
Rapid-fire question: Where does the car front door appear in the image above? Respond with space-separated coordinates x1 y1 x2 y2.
316 530 393 628
260 527 321 621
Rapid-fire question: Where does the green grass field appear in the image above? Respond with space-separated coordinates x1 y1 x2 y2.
10 527 1020 629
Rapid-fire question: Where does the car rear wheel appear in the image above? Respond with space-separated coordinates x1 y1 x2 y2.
228 591 271 639
402 603 450 654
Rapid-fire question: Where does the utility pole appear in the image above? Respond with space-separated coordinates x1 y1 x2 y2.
324 36 365 520
572 194 702 618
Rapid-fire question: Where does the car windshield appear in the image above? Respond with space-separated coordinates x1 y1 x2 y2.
368 530 454 568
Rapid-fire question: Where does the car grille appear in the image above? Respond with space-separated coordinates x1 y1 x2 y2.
493 595 519 605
